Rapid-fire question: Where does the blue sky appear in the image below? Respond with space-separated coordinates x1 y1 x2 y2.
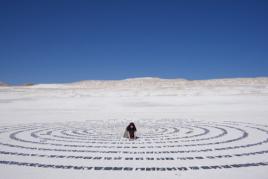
0 0 268 84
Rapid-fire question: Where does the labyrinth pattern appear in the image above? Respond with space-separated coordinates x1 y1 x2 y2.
0 119 268 171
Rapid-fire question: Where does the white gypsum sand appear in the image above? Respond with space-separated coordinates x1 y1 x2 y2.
0 77 268 179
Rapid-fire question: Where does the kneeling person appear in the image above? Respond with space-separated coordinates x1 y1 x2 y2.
126 122 137 140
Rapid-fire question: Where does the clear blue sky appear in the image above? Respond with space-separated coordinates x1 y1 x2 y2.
0 0 268 84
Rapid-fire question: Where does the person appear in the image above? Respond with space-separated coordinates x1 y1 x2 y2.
125 122 137 140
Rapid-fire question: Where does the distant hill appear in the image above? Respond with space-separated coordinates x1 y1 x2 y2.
0 82 9 87
4 77 267 96
22 83 35 86
66 77 268 88
29 77 268 90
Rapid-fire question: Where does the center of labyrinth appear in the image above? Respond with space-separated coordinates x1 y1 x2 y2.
0 119 268 171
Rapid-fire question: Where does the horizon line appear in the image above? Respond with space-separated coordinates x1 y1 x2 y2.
1 76 268 86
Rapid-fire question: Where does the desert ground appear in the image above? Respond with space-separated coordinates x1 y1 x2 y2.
0 77 268 179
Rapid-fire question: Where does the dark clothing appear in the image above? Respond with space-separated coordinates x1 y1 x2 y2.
127 128 135 138
126 124 136 139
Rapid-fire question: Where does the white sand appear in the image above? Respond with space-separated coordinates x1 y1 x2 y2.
0 77 268 179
